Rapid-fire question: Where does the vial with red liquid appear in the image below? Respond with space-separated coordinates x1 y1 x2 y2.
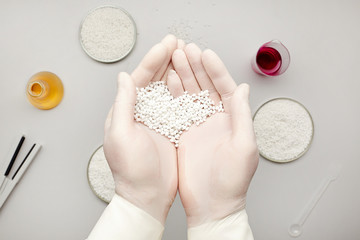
252 40 290 76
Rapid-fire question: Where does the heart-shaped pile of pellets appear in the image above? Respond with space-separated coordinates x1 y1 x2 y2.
134 81 224 147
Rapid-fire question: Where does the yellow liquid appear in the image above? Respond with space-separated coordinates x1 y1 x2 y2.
26 71 64 110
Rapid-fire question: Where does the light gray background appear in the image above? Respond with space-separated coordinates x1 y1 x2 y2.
0 0 359 239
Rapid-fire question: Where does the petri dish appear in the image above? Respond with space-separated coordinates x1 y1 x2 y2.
87 145 115 203
79 5 137 63
253 98 314 163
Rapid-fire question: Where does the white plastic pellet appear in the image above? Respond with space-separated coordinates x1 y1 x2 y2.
134 81 224 147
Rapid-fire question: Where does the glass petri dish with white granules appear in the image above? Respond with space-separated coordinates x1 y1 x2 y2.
253 98 314 163
79 5 137 63
87 145 115 203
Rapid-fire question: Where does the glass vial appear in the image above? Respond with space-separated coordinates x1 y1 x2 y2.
251 40 290 76
26 71 64 110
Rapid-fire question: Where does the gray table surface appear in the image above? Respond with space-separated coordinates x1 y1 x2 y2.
1 0 359 239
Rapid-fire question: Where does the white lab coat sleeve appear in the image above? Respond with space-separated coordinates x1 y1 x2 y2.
188 209 254 240
87 194 164 240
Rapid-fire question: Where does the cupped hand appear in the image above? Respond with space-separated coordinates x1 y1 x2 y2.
103 35 178 224
168 43 259 227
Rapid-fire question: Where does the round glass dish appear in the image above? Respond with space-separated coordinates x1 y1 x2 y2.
79 5 137 63
253 98 314 163
87 145 115 203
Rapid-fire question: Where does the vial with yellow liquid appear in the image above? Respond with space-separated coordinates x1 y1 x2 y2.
26 71 64 110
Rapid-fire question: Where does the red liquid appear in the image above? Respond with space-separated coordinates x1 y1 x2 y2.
256 47 282 75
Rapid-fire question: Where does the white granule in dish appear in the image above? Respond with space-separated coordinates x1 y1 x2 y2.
87 146 115 203
80 6 136 62
253 98 314 162
134 81 224 147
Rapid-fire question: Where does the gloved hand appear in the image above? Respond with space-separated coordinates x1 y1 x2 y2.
88 35 181 240
169 43 259 232
103 35 179 224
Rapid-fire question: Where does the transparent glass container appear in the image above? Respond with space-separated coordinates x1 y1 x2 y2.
26 71 64 110
251 40 290 76
253 98 314 163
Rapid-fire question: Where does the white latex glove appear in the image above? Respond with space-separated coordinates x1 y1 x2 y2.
169 43 259 239
87 194 164 240
88 35 179 240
